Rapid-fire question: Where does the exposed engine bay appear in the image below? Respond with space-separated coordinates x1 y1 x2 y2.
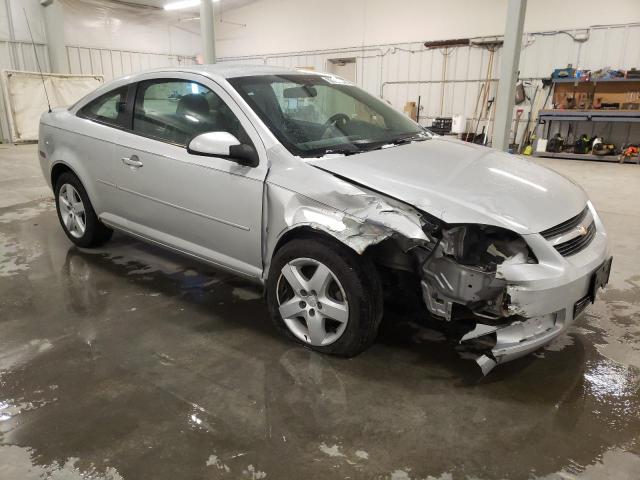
362 211 551 375
418 223 535 321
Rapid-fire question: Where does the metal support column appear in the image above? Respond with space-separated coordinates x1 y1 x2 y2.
200 0 216 64
40 0 69 74
491 0 527 151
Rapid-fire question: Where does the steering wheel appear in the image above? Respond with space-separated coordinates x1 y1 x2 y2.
322 113 351 134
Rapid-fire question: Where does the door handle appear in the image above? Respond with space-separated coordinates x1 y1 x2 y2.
122 155 143 168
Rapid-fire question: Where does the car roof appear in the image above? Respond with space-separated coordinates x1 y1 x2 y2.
71 64 328 112
138 63 322 81
195 63 322 79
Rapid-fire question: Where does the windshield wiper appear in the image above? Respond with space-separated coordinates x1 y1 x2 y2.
307 144 361 158
353 133 429 153
305 133 429 157
390 133 430 145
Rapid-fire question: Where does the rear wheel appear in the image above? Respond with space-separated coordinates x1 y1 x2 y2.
267 237 383 356
54 172 113 248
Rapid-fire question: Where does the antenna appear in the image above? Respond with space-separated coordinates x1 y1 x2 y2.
24 8 52 113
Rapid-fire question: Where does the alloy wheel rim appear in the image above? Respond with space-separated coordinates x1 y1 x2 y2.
276 257 349 347
59 184 87 239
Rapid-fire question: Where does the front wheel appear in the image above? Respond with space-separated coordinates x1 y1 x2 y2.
267 237 383 357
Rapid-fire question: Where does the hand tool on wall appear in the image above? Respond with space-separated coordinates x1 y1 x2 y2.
486 96 496 145
472 49 496 142
510 108 524 151
519 83 539 153
470 84 486 140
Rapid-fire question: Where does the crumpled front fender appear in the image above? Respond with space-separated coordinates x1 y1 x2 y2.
262 181 434 280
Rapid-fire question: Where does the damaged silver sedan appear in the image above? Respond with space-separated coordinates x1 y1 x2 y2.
38 64 612 373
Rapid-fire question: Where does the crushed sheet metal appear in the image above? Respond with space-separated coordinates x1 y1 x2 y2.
262 178 433 279
460 323 498 342
419 242 507 321
476 354 498 375
262 149 433 272
462 314 562 375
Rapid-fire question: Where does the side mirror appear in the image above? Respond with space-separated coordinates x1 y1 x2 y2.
187 131 259 167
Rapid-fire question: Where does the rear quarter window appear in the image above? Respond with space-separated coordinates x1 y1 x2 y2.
78 86 129 128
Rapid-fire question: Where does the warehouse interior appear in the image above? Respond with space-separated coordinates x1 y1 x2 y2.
1 0 640 478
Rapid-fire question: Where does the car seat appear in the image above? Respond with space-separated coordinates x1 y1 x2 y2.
175 94 217 143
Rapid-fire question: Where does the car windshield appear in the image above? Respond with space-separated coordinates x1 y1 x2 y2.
229 74 428 157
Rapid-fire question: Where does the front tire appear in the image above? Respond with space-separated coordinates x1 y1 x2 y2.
267 237 383 357
54 172 113 248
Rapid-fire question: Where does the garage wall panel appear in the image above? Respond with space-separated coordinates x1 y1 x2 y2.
625 26 640 67
60 0 200 57
110 51 123 79
581 28 605 69
219 23 640 146
65 46 197 81
0 40 49 142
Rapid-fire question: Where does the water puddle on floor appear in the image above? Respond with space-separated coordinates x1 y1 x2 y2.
1 200 639 479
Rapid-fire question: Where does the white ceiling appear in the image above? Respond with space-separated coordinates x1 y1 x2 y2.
106 0 258 14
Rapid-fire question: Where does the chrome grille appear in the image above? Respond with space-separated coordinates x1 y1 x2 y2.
540 207 589 239
553 220 596 256
541 206 597 257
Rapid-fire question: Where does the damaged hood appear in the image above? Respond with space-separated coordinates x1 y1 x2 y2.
309 137 588 235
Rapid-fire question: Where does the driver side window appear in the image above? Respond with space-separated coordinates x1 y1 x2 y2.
133 79 249 146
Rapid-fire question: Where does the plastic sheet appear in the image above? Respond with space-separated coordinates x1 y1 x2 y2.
1 70 102 142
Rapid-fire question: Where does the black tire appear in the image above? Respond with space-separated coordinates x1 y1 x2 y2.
267 236 383 357
54 172 113 248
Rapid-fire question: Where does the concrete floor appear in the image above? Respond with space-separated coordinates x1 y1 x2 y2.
1 144 639 479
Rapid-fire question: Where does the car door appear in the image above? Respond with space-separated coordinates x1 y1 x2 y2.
73 85 132 215
105 73 268 278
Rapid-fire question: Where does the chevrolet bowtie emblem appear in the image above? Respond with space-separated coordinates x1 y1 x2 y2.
576 225 588 236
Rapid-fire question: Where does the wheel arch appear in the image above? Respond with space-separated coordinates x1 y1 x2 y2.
50 159 104 214
270 224 415 274
264 224 362 282
51 162 78 189
261 181 433 282
273 225 353 257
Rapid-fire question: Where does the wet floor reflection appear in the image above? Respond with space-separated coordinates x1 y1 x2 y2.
1 201 639 479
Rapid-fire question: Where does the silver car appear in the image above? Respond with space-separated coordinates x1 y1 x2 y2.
38 64 611 373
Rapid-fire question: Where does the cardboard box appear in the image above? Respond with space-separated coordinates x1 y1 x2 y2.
553 80 640 109
403 102 418 121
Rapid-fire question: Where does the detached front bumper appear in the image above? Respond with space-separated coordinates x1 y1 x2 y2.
472 312 578 374
459 204 611 374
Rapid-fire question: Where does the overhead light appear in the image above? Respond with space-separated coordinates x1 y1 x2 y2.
164 0 219 10
164 0 198 10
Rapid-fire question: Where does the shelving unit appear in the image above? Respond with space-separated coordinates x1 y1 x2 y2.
533 77 640 162
551 77 640 84
533 151 620 162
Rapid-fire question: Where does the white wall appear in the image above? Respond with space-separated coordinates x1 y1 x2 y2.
2 0 640 144
0 0 200 76
213 0 640 148
215 0 640 57
2 0 46 43
1 0 200 56
0 0 199 141
1 0 49 142
60 0 201 56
